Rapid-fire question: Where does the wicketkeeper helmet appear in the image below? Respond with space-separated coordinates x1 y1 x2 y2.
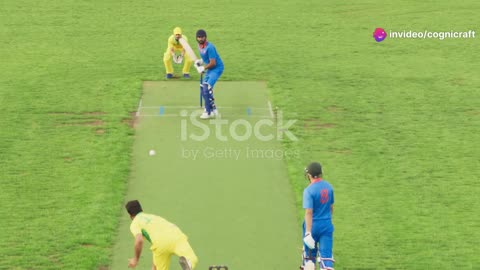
173 27 182 35
305 162 323 178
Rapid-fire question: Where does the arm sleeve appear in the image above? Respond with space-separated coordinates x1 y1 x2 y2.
206 46 218 61
303 188 313 209
130 221 142 238
166 36 174 50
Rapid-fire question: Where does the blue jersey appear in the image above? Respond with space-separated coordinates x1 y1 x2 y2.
198 41 224 72
303 179 334 220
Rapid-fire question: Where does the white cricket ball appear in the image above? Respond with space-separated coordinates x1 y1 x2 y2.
149 150 156 156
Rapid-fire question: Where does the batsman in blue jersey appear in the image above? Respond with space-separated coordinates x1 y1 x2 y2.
193 29 224 119
301 162 335 270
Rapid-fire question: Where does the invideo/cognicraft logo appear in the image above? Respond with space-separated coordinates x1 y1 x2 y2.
372 28 476 41
373 28 387 42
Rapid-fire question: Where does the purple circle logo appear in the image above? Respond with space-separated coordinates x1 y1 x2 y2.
373 28 387 42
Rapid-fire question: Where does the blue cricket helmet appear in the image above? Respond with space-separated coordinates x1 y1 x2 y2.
196 29 207 38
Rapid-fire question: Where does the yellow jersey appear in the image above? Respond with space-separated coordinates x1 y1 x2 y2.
167 35 189 51
130 212 185 248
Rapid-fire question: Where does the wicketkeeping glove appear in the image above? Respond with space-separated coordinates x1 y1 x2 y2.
171 53 179 64
172 53 183 64
303 232 315 249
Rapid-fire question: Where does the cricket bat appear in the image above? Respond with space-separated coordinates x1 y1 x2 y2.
178 37 198 61
179 37 203 107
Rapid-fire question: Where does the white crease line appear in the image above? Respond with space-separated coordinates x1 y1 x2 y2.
136 98 143 117
138 114 273 118
267 101 275 119
140 106 271 110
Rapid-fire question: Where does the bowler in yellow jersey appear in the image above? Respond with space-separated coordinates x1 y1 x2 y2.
163 27 193 79
126 200 198 270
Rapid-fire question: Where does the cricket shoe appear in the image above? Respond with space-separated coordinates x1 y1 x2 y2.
200 112 213 119
302 261 315 270
183 73 190 79
166 73 173 79
200 110 219 119
179 256 192 270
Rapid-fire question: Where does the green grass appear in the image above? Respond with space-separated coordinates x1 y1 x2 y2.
1 0 479 269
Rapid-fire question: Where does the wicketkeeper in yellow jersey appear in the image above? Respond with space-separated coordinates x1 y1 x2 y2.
125 200 198 270
164 27 193 79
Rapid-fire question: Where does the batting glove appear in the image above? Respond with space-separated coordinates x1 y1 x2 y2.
303 232 315 249
194 59 203 66
195 65 205 74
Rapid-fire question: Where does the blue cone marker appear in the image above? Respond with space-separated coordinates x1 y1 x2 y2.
159 106 165 115
246 107 252 116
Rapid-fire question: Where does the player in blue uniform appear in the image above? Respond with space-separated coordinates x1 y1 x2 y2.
301 162 335 270
193 29 224 119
